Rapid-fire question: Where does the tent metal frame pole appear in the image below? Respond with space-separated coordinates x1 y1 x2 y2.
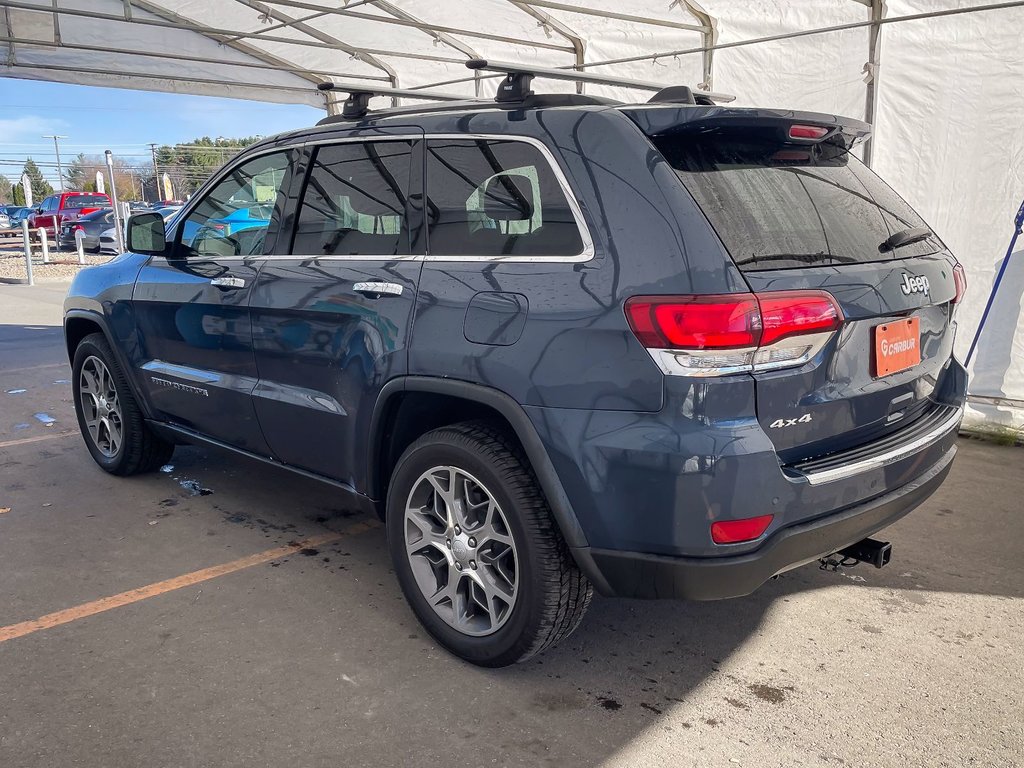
0 1 469 67
6 60 320 96
252 0 573 53
508 0 707 33
507 0 586 93
573 0 1024 70
128 0 330 95
0 35 391 82
229 0 399 102
672 0 718 89
368 0 482 99
410 0 1024 95
862 0 886 167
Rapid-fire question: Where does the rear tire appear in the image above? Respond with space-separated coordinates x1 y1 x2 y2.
387 420 592 667
72 332 174 475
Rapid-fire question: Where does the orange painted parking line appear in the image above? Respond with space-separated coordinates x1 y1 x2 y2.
0 432 76 449
0 523 377 644
1 362 69 375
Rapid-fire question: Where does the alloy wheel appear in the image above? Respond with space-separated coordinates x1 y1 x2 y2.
403 466 519 636
79 355 123 458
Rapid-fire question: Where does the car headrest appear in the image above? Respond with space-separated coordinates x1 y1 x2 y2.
482 174 534 222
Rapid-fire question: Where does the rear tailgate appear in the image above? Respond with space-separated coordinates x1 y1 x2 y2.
627 105 963 464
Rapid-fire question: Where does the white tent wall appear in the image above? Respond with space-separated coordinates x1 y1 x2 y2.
870 0 1024 433
707 0 867 119
1 0 1022 433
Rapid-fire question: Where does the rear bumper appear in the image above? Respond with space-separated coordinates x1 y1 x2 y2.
578 443 956 600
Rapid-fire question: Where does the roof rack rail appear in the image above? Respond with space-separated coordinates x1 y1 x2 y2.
317 81 467 118
466 59 735 105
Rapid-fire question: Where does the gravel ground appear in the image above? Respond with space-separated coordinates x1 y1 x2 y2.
0 242 112 282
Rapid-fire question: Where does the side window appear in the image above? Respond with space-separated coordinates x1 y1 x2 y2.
291 140 412 256
179 151 290 258
425 139 584 258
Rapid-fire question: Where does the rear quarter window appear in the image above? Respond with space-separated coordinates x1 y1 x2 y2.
424 138 584 258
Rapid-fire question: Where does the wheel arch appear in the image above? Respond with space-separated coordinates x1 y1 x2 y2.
64 309 154 421
369 377 589 551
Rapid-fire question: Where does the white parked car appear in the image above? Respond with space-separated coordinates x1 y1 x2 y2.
98 227 119 255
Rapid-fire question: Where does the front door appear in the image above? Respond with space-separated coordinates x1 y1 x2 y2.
249 132 423 489
130 149 296 453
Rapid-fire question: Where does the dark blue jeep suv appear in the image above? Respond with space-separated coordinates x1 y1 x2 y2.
64 72 967 666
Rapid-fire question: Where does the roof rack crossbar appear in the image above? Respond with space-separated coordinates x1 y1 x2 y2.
317 80 468 118
466 58 735 104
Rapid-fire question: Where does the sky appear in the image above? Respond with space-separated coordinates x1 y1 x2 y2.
0 77 323 188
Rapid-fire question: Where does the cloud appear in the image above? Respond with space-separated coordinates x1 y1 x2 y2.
0 114 72 145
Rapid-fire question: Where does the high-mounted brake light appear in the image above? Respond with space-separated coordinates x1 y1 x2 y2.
625 291 843 377
952 263 967 305
711 514 774 544
789 124 830 140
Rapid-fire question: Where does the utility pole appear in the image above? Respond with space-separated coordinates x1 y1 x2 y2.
148 143 159 202
43 135 68 191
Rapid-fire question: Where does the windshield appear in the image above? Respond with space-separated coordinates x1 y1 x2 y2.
654 130 942 271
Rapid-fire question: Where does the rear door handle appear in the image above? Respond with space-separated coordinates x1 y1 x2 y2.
210 276 246 290
353 281 403 298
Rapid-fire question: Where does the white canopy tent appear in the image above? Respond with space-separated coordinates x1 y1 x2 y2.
2 0 1022 433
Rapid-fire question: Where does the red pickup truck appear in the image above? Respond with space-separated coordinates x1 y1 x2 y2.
27 192 111 236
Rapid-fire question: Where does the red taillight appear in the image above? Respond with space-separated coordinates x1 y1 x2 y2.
626 295 760 350
711 514 774 544
789 124 830 140
625 291 842 350
625 291 843 376
952 263 967 305
757 291 842 346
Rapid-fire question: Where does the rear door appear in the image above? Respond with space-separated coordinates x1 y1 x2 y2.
130 149 296 453
649 118 961 463
249 130 423 486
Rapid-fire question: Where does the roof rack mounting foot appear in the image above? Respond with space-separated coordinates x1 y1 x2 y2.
341 92 373 119
497 73 534 103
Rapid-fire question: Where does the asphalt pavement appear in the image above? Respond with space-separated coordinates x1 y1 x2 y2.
0 282 1021 768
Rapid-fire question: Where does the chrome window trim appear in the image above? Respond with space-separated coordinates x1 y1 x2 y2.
172 132 594 265
800 406 964 486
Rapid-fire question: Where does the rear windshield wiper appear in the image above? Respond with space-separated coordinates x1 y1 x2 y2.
881 226 932 252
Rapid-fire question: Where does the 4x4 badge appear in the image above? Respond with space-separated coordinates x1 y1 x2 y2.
769 414 813 429
900 272 930 296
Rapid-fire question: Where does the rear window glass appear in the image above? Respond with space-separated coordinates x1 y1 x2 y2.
63 195 109 210
654 131 941 270
425 139 584 258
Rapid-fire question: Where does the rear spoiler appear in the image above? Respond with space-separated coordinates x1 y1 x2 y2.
620 106 871 146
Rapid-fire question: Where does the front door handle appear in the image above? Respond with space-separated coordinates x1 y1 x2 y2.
353 281 403 298
210 276 246 290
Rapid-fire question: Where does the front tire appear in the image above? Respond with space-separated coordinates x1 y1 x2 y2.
72 333 174 475
387 421 592 667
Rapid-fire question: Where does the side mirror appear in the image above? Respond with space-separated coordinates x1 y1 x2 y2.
126 212 167 255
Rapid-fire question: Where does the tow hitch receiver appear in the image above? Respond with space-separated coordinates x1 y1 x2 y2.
837 537 892 569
